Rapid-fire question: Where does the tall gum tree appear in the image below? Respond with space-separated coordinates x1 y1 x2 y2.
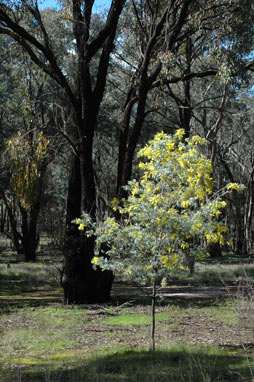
0 0 126 303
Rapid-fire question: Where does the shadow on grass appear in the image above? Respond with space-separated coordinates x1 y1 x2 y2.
0 257 62 314
0 346 252 382
0 273 60 299
0 272 58 291
0 273 58 292
0 269 63 315
0 292 63 313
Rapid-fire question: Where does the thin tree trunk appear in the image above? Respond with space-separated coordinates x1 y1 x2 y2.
0 202 7 232
244 176 254 254
150 280 156 351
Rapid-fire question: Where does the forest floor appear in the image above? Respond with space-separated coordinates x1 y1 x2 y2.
1 242 254 381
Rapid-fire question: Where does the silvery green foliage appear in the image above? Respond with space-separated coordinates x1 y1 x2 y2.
75 130 244 286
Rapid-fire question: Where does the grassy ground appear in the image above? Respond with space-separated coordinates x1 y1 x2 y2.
1 243 254 381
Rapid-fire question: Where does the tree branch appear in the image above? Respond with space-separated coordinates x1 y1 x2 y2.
0 8 76 107
87 0 126 60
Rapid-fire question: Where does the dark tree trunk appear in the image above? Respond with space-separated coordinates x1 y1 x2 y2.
63 113 114 304
19 205 40 261
61 0 126 304
1 192 41 260
0 203 7 232
58 0 125 304
234 210 245 256
207 242 222 258
0 192 23 254
63 240 114 304
150 280 156 351
63 161 114 303
19 166 46 261
66 154 82 230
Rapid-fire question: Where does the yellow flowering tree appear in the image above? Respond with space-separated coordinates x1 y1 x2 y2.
76 129 243 349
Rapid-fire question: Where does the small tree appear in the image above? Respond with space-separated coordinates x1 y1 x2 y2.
2 131 49 260
76 129 243 350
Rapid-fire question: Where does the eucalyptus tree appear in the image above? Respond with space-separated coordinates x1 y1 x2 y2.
0 0 126 303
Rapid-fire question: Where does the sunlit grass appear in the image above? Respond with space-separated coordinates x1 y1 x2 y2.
103 311 169 326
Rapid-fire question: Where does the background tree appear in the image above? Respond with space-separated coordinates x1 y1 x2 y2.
0 26 67 260
2 131 49 260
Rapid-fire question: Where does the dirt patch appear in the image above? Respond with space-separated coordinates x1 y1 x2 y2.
109 283 250 350
112 283 238 299
77 304 246 351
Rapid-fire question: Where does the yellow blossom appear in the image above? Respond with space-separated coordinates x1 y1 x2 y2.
181 200 191 208
91 256 99 265
227 183 244 191
181 242 190 249
78 222 85 230
174 128 185 140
